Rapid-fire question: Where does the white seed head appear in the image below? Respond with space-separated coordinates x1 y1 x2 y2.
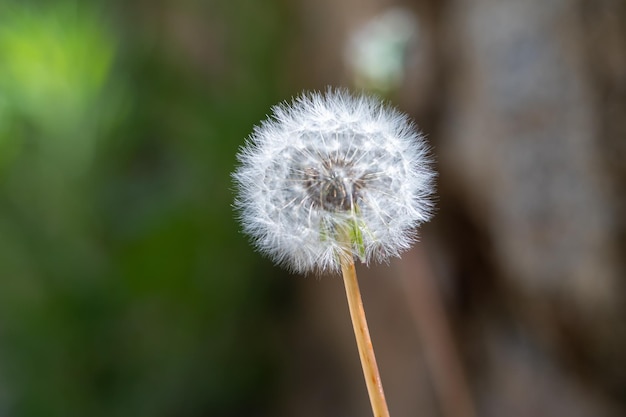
232 89 435 274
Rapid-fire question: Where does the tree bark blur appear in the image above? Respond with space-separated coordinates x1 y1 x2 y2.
436 1 626 415
278 0 626 416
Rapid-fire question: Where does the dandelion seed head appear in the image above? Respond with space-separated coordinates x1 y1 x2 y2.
233 89 435 274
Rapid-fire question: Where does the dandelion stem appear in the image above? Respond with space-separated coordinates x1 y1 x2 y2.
340 255 390 417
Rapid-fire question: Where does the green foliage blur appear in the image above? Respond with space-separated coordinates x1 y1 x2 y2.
0 1 292 416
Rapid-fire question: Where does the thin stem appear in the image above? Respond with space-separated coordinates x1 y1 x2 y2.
340 255 391 417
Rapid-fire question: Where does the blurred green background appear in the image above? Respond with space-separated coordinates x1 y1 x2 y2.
0 1 293 416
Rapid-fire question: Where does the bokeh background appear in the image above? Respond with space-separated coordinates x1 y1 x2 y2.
0 0 624 416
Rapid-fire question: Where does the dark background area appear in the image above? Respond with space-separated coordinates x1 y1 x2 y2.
0 1 624 416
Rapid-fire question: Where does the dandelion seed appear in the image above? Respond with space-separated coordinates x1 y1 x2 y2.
232 88 435 274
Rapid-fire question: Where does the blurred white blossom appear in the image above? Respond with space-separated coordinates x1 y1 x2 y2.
233 89 435 273
345 8 418 93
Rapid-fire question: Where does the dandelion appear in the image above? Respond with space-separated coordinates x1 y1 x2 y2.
233 89 434 273
232 88 435 417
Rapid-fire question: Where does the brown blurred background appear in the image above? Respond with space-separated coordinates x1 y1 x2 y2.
0 0 623 416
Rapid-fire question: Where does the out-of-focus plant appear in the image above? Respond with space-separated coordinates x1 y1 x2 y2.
0 1 124 235
0 3 125 416
0 1 291 416
0 2 118 168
